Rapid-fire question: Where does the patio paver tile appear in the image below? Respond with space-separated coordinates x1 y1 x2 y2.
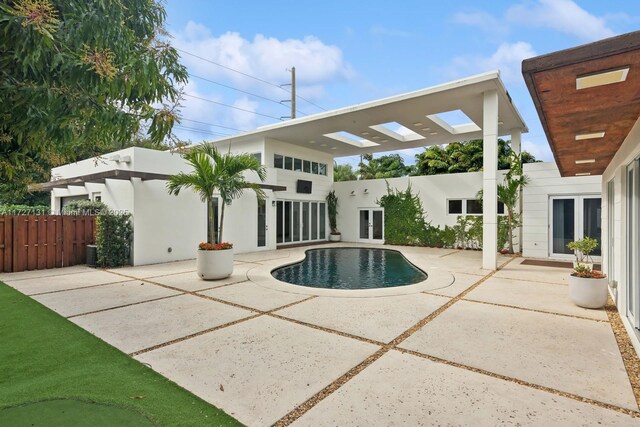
0 265 93 282
148 263 254 292
293 350 639 426
4 270 126 295
276 293 450 343
106 259 196 279
494 258 570 284
71 294 254 354
399 300 637 410
424 272 482 297
465 276 608 320
136 315 380 427
32 280 179 317
198 281 309 311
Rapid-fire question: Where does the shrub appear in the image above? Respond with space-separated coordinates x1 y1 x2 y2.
63 200 108 215
96 213 132 267
377 183 430 245
198 242 233 250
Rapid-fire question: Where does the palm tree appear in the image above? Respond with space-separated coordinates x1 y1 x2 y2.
167 145 266 244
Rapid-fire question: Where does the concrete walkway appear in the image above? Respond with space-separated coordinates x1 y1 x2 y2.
2 244 639 426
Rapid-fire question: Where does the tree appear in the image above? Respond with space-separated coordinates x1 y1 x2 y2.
358 153 409 180
0 0 188 201
333 162 357 182
413 139 537 176
167 146 266 244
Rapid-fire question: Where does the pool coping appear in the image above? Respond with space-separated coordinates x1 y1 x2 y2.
247 245 456 298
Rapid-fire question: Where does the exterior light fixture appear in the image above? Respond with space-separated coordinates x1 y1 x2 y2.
575 172 591 176
575 132 605 140
576 67 629 90
575 159 596 164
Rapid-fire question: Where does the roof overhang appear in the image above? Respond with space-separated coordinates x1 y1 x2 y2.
523 31 640 177
29 169 286 192
194 71 528 157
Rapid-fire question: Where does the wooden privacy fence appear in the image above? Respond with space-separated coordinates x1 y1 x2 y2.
0 215 96 273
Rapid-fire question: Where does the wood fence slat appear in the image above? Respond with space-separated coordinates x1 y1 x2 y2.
45 217 55 269
55 216 63 268
27 216 37 270
37 216 47 270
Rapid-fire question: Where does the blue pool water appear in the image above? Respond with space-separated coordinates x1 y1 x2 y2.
272 248 427 289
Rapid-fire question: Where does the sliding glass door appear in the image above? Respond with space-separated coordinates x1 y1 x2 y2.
276 200 326 245
627 160 639 330
549 195 601 259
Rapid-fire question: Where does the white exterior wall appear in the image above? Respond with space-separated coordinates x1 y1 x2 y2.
333 171 508 244
602 117 640 356
522 162 602 260
51 148 206 266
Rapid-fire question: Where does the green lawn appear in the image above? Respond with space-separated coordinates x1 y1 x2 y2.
0 283 242 426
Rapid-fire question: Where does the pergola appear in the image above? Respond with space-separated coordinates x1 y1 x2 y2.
201 71 528 270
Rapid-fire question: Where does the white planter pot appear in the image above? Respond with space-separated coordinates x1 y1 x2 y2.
329 233 342 242
568 275 608 309
197 249 233 280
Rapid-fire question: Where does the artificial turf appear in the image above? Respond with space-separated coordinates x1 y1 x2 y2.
0 283 242 426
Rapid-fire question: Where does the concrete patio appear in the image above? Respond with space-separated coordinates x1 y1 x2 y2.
2 244 639 426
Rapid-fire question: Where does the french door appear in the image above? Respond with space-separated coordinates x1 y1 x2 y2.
626 160 639 330
358 208 384 243
549 195 602 259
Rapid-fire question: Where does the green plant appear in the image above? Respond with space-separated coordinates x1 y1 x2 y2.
198 242 233 250
167 145 266 245
377 183 430 245
572 264 606 278
567 236 599 264
440 225 456 248
326 190 339 234
95 213 132 267
0 204 50 214
62 200 107 215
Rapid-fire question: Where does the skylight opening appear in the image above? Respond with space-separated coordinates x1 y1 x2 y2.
368 122 423 142
323 131 379 148
576 67 629 90
575 131 605 140
425 109 480 134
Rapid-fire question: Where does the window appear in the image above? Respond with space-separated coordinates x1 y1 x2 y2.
252 152 262 164
447 199 505 216
312 162 319 174
448 200 463 214
284 156 293 170
303 160 311 173
318 163 327 176
294 158 302 172
274 154 283 169
467 200 483 214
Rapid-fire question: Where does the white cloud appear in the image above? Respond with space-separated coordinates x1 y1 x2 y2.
452 11 508 35
230 97 260 130
506 0 616 41
445 41 537 84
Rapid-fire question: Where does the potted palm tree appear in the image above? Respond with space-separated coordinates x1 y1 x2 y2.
567 237 607 309
326 190 341 241
167 145 266 280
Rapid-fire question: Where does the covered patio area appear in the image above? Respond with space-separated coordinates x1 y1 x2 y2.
2 245 638 426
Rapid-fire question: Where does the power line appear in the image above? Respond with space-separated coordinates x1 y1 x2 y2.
190 73 289 107
183 93 283 121
179 117 247 133
174 125 230 137
176 47 327 113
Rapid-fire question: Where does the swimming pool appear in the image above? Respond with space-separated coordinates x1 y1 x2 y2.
271 247 427 290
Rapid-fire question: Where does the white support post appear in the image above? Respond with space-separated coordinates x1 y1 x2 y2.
483 90 499 270
511 128 522 254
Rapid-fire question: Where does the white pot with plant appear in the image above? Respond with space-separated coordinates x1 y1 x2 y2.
326 190 341 242
167 145 266 280
566 236 607 309
567 236 598 270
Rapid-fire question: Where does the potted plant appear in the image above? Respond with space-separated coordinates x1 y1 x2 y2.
567 236 599 270
568 264 608 309
326 190 341 242
167 145 266 280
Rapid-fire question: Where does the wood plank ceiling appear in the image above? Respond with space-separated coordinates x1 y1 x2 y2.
523 31 640 176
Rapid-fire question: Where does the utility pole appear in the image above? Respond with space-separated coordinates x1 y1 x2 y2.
290 66 296 119
280 67 296 120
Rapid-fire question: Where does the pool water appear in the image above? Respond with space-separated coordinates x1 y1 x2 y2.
272 248 427 290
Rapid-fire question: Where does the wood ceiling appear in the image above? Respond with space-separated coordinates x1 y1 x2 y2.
523 31 640 177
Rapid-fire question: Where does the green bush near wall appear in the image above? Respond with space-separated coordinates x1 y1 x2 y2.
63 200 108 215
96 214 132 268
377 183 511 251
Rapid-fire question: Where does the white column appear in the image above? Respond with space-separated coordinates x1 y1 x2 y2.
483 90 498 270
511 128 522 254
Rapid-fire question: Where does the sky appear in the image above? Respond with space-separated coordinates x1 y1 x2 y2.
163 0 640 167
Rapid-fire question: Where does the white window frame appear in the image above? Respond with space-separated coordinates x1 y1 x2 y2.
446 198 506 216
